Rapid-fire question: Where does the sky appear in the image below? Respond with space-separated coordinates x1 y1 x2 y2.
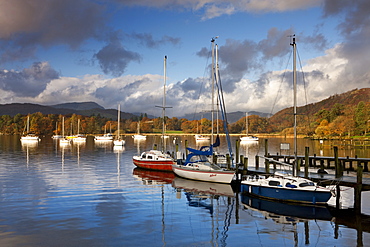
0 0 369 118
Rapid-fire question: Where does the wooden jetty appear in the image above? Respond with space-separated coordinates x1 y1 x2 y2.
233 139 370 214
163 139 370 214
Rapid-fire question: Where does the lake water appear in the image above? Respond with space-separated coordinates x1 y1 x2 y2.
0 135 369 247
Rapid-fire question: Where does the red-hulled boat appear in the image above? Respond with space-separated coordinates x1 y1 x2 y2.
133 150 175 171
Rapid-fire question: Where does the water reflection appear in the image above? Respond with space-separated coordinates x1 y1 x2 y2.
1 135 369 246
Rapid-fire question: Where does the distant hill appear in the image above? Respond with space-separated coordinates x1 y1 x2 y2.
269 88 370 130
0 102 137 120
181 110 271 123
50 102 104 110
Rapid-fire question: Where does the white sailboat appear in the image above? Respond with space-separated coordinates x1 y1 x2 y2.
133 120 146 140
60 117 71 145
52 121 63 139
240 36 333 204
114 104 125 146
95 124 113 141
172 38 235 184
240 112 258 142
72 119 86 143
20 116 40 142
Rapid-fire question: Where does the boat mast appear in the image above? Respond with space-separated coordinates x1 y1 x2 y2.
117 104 120 139
162 56 167 139
290 35 297 176
211 37 217 144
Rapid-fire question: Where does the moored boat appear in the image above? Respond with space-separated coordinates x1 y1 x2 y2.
133 150 175 171
20 116 40 142
240 172 333 204
172 146 235 184
240 112 258 142
240 36 333 205
113 104 125 146
172 39 235 184
132 56 174 171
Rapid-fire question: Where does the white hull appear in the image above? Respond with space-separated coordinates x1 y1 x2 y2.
21 136 40 142
195 134 210 141
94 136 113 141
240 136 259 142
60 138 71 145
113 140 125 146
72 137 86 142
133 134 146 140
172 164 234 184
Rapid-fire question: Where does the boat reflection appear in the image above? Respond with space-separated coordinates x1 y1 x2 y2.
240 194 333 223
132 167 175 185
172 176 235 197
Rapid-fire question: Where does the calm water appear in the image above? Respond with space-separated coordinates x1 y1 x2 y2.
0 135 369 247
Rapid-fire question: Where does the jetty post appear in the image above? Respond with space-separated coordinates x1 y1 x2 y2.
243 157 248 176
185 140 188 157
304 147 309 178
355 165 363 214
264 139 269 173
235 139 240 164
334 146 343 178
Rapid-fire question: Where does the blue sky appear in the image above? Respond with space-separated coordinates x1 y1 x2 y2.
0 0 369 117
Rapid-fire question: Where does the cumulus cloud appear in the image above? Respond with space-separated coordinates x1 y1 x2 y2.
0 0 108 62
0 62 59 97
94 38 142 77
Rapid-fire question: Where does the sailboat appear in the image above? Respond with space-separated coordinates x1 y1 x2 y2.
195 117 210 142
113 104 125 146
133 56 175 171
95 124 113 141
240 112 258 142
172 38 235 184
20 116 40 142
60 117 71 145
133 121 146 140
52 121 63 139
240 36 333 204
72 119 86 143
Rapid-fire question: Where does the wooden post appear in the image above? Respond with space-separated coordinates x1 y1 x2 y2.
334 146 343 178
255 155 259 170
235 139 240 164
354 165 363 214
304 147 309 178
243 157 248 176
185 140 188 157
264 139 269 173
235 162 240 182
336 184 341 210
226 154 231 170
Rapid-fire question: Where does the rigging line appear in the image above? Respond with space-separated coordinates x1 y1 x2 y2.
215 71 233 164
192 42 213 121
270 51 292 116
296 47 312 134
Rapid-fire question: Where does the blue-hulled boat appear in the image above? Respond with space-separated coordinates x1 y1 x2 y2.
240 37 333 205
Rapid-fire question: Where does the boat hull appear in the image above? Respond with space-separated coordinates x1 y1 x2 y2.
240 182 332 205
172 164 235 184
133 158 174 172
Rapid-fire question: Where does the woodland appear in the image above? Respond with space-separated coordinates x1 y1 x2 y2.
1 88 369 139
